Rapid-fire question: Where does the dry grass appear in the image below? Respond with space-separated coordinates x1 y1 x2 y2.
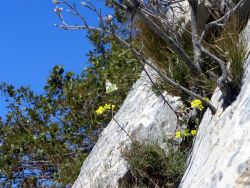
136 21 216 102
213 15 248 95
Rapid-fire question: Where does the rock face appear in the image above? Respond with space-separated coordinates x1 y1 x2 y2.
73 4 250 188
180 21 250 188
73 68 181 188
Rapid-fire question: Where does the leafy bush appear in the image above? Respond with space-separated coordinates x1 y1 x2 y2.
0 41 141 186
121 142 188 188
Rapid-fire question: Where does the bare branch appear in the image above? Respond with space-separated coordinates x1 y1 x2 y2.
198 45 231 100
131 48 217 114
54 1 217 114
188 0 201 69
199 0 249 43
138 8 201 76
113 118 133 141
142 65 179 118
128 13 135 44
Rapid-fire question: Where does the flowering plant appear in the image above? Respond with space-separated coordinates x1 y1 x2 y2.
190 97 209 111
175 129 197 138
95 104 115 115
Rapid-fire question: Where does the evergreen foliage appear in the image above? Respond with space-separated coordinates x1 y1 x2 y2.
0 0 249 187
0 41 141 186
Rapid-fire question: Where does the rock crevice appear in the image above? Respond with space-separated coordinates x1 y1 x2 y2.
180 20 250 188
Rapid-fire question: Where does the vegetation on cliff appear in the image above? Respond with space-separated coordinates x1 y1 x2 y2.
0 0 249 187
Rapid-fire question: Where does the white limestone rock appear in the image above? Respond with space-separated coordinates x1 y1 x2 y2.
180 20 250 188
72 3 250 188
73 67 181 188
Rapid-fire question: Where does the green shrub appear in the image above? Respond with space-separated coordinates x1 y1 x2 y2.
0 41 142 185
121 141 188 188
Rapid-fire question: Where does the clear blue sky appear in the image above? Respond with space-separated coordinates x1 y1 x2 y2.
0 0 109 116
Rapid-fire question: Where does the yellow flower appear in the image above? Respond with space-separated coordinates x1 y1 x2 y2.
95 106 105 115
191 97 210 111
95 104 115 116
175 131 182 138
104 104 111 110
191 99 204 110
175 129 197 138
191 99 202 108
191 130 197 136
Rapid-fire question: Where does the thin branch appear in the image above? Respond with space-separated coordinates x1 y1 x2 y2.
126 6 179 117
138 8 201 76
116 1 195 70
113 118 133 141
188 0 201 70
142 65 179 118
198 45 230 99
199 0 248 43
131 48 217 114
54 1 217 114
128 13 134 44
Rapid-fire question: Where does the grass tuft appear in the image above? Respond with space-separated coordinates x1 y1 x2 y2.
213 15 248 96
120 141 188 188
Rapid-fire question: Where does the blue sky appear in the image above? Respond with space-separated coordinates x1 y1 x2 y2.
0 0 109 116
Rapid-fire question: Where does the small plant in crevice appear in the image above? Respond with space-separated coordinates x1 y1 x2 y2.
175 129 197 139
139 21 217 106
120 141 188 188
228 39 248 94
140 12 248 109
173 98 210 151
177 98 208 128
212 15 249 101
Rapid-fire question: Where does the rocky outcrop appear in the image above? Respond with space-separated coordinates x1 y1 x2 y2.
73 3 250 188
73 68 181 188
180 20 250 188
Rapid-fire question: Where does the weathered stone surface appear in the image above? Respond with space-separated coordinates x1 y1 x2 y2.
73 68 181 188
73 4 250 188
180 20 250 188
